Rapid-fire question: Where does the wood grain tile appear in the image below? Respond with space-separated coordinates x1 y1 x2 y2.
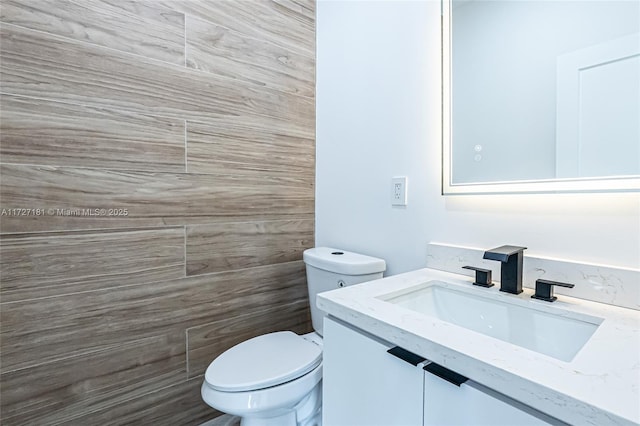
274 0 316 22
0 1 315 423
186 219 314 276
0 334 186 425
64 376 215 426
0 261 308 373
0 95 185 172
0 24 314 131
0 0 185 65
186 119 314 175
0 228 185 302
162 0 314 57
186 300 311 379
186 15 314 97
0 164 314 233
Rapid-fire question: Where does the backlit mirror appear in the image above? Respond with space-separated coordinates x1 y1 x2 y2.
442 0 640 194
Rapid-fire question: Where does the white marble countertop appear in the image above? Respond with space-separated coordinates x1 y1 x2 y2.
317 268 640 426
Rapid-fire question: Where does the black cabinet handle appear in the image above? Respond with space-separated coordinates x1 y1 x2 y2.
424 362 468 386
387 346 427 366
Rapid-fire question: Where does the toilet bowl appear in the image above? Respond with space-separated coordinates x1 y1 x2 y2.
202 331 323 426
201 248 386 426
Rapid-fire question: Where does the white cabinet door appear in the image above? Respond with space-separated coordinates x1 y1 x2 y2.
423 363 557 426
323 317 424 426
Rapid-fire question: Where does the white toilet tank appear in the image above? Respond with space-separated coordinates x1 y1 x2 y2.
303 247 385 336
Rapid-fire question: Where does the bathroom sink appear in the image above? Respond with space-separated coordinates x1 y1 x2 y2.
377 281 603 362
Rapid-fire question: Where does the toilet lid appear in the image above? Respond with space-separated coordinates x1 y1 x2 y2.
205 331 322 392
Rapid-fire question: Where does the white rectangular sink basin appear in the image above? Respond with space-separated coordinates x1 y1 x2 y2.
378 281 603 362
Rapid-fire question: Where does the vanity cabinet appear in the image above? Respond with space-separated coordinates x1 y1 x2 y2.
422 366 556 425
322 316 424 426
323 317 559 426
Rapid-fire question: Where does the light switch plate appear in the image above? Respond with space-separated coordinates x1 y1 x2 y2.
391 176 407 206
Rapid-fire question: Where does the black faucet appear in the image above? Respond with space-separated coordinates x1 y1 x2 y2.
482 245 527 294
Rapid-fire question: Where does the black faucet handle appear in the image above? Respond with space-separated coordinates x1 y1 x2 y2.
462 266 494 288
531 279 575 302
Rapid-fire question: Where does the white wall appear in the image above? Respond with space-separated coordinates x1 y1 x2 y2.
316 0 640 276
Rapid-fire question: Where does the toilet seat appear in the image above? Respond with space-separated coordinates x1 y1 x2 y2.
205 331 322 392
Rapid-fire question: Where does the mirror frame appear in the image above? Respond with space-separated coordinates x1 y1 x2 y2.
441 0 640 195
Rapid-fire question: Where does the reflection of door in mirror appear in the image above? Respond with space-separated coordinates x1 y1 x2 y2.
556 33 639 178
451 0 640 185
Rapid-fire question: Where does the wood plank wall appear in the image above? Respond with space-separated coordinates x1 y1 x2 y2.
0 0 315 424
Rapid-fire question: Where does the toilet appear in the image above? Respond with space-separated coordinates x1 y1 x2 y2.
201 247 386 426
